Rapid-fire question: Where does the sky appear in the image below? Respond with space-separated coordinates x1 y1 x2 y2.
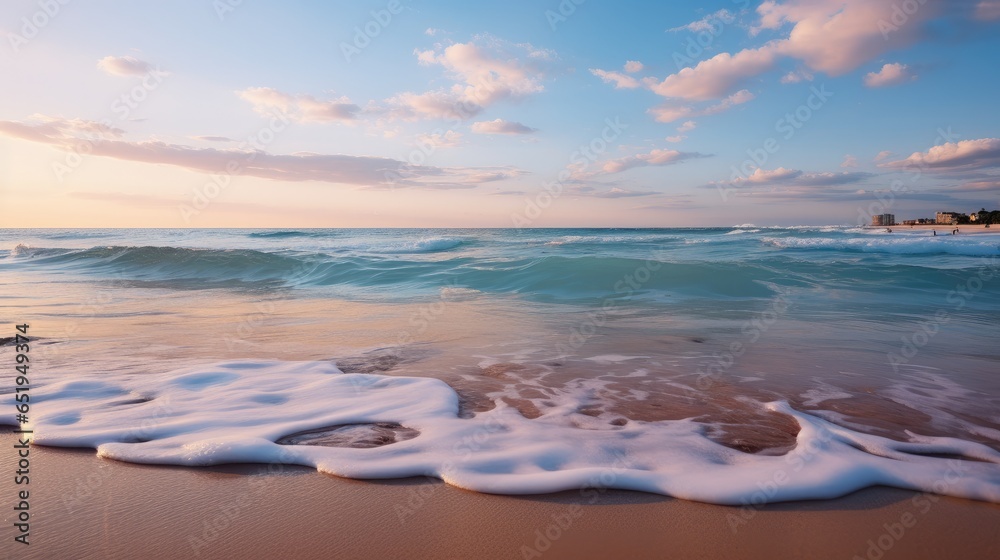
1 0 1000 227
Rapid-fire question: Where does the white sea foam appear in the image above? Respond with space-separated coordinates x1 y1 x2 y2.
7 360 1000 504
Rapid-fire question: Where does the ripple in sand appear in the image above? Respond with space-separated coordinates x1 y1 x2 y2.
276 423 419 448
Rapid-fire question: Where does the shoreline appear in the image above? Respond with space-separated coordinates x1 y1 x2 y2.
867 224 999 235
5 433 999 559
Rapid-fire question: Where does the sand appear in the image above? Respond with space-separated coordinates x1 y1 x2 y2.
3 433 999 560
871 224 999 235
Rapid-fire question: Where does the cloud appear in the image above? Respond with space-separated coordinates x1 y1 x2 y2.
975 1 1000 20
841 154 858 168
665 135 686 143
956 180 1000 192
0 114 124 142
677 120 697 133
97 56 156 76
647 0 938 101
864 63 916 87
0 115 513 189
649 90 753 123
879 138 1000 173
470 118 537 135
238 87 360 123
589 68 641 89
648 45 778 100
880 138 1000 172
416 130 463 148
668 9 736 33
719 167 873 187
588 187 660 198
395 37 555 121
624 60 644 73
192 135 234 142
780 68 814 84
597 148 709 175
874 150 893 162
791 171 873 186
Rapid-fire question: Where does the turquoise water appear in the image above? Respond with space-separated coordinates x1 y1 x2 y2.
2 227 1000 503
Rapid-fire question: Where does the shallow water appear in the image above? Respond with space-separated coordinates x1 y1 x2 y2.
2 227 999 503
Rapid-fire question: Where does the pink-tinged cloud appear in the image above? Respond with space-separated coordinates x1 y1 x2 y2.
647 0 938 101
0 115 514 189
394 37 554 121
624 60 644 73
598 148 709 175
975 1 1000 20
97 56 156 76
416 130 463 148
470 119 537 135
956 180 1000 192
238 88 360 123
863 63 916 87
589 68 641 89
880 138 1000 171
677 120 697 133
648 90 753 123
649 46 779 100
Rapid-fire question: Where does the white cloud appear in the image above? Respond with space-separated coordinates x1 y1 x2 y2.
702 89 755 115
238 88 360 123
668 9 736 33
677 120 697 133
864 63 916 88
590 68 641 89
665 135 686 143
470 118 537 135
841 154 858 168
874 150 893 162
417 130 463 148
780 68 814 84
624 60 644 73
394 37 555 121
97 56 156 76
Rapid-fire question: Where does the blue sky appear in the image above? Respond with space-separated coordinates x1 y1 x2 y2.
1 0 999 227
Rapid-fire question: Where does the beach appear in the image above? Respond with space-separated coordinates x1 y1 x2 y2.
3 432 999 559
2 227 1000 558
871 224 999 235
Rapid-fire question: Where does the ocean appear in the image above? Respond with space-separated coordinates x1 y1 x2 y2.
2 226 999 504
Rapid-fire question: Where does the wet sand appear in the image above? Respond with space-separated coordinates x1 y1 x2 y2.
3 433 999 560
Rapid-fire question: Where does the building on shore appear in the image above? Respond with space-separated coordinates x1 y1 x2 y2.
902 218 933 225
936 211 962 225
871 213 895 227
